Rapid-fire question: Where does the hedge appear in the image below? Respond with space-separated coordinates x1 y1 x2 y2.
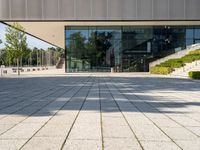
188 71 200 79
181 54 200 63
150 66 174 75
188 49 200 55
157 59 184 68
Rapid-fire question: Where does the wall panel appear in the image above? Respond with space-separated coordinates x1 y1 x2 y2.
185 0 200 20
92 0 107 20
27 0 42 19
108 0 122 20
153 0 169 20
43 0 58 19
76 0 91 20
137 0 153 20
0 0 200 20
169 0 184 19
60 0 75 19
0 0 10 19
11 0 26 19
122 0 137 20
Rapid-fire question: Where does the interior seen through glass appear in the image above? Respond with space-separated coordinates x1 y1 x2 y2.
65 26 200 72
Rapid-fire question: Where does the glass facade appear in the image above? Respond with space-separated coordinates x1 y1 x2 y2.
65 26 200 72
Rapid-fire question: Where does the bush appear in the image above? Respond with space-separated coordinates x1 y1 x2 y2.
150 66 174 75
157 59 184 68
189 49 200 55
150 49 200 75
181 54 200 63
188 71 200 79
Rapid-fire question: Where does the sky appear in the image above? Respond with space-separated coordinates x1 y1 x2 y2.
0 22 56 50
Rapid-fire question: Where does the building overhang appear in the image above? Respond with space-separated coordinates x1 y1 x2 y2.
5 21 200 49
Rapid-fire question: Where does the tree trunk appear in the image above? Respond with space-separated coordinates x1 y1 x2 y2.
17 58 20 75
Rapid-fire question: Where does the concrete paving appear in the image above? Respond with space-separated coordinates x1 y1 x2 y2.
0 73 200 150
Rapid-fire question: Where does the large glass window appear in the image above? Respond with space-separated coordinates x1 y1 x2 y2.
65 26 200 72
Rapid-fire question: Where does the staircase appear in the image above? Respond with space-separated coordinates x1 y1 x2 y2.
56 57 65 69
170 60 200 78
150 44 200 68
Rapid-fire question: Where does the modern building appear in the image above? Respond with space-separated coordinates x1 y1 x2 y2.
0 0 200 72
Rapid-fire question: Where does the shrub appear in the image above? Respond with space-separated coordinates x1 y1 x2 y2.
188 71 200 79
189 49 200 55
158 59 184 68
181 54 200 63
150 66 174 75
151 49 200 75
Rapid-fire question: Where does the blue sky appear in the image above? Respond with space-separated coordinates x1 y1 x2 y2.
0 22 55 50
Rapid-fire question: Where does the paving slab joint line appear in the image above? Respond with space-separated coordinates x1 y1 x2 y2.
108 76 183 150
0 77 88 137
59 76 95 150
117 78 200 139
17 76 91 150
99 77 104 150
103 77 144 150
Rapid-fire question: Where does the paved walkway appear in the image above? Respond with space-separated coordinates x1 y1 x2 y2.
0 74 200 150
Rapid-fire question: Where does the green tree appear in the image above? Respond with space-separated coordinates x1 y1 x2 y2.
5 23 28 75
68 32 86 69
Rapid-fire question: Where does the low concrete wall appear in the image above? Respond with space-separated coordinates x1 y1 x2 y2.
149 44 200 68
0 66 56 75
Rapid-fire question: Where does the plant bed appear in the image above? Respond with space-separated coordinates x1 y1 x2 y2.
188 71 200 79
150 66 174 75
151 49 200 75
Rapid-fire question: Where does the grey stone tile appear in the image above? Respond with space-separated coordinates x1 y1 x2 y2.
68 123 101 140
141 141 181 150
35 124 71 137
21 137 65 150
63 139 102 150
175 139 200 150
131 124 170 141
103 125 134 138
104 138 142 150
0 139 27 150
161 127 198 140
0 123 43 139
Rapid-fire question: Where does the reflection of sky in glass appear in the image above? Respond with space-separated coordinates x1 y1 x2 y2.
0 23 56 49
186 29 194 39
195 29 200 39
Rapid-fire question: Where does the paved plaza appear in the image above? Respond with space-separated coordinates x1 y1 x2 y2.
0 73 200 150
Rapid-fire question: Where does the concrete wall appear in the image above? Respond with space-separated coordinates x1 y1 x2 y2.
1 0 200 20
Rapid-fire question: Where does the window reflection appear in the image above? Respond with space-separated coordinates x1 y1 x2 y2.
65 26 200 72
